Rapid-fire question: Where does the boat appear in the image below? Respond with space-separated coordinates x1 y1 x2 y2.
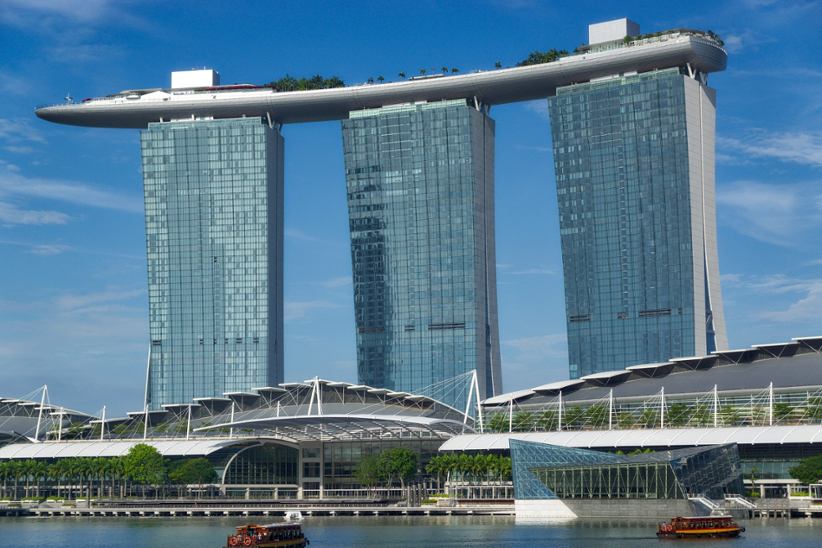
284 510 304 521
224 523 309 547
657 516 745 538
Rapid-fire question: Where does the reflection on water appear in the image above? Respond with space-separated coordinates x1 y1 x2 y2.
0 516 819 547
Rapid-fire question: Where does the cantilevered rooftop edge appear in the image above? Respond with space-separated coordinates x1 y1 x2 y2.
35 34 726 129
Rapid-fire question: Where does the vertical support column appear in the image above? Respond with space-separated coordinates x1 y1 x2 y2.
660 387 665 429
558 391 563 432
713 384 719 428
34 385 47 443
143 404 149 440
99 405 106 441
186 405 192 440
508 398 513 433
768 382 774 426
229 401 235 439
608 389 613 431
57 407 64 442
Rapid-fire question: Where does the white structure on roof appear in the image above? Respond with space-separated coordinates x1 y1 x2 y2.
171 69 219 89
588 18 640 45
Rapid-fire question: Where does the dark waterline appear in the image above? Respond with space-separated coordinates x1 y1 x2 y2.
0 516 819 547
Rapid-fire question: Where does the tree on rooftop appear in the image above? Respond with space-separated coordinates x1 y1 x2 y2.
516 49 568 67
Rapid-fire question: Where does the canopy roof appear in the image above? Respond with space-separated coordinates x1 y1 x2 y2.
482 336 822 407
439 424 822 452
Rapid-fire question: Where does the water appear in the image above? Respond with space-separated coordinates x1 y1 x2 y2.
0 516 818 547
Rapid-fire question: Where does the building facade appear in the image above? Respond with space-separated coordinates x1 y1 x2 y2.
511 439 743 518
141 116 284 408
548 64 727 377
342 100 502 409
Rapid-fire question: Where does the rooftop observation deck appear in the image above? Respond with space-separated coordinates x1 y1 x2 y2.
35 31 726 129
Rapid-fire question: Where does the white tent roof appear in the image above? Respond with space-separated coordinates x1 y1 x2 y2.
0 439 241 460
438 424 822 451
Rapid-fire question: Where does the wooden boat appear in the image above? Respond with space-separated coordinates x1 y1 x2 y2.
657 516 745 538
224 523 309 547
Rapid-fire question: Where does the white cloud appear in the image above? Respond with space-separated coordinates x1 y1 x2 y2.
506 267 555 276
0 72 32 96
0 202 69 225
718 131 822 167
760 281 822 322
29 244 72 255
320 276 352 289
0 171 143 213
523 99 549 120
0 118 46 145
716 180 822 246
284 300 342 321
55 288 145 312
723 274 822 323
285 228 322 242
502 333 567 358
0 0 128 25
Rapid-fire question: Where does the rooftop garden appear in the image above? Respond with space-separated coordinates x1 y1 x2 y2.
263 28 722 92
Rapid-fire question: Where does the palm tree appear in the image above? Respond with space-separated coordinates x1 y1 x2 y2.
398 71 406 78
377 75 385 83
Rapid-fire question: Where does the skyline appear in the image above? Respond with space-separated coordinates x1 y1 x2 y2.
1 0 822 416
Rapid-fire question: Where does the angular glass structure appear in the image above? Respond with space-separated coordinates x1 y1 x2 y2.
141 117 284 408
342 100 501 409
548 68 727 378
511 439 743 501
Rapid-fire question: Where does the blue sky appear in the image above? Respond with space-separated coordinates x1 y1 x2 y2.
1 0 821 415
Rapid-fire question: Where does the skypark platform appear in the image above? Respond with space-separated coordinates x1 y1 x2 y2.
36 32 726 128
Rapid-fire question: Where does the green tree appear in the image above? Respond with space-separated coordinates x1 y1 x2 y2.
667 403 689 427
774 402 793 423
617 411 635 429
450 67 459 73
535 409 557 431
486 412 508 432
563 406 584 429
512 411 533 432
789 454 822 484
584 403 607 428
123 444 166 497
639 408 659 428
169 458 217 485
379 448 418 489
398 71 406 78
354 454 383 493
720 406 744 426
516 48 568 67
807 397 822 422
494 61 502 69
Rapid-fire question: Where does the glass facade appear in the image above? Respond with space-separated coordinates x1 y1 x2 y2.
342 100 501 409
223 444 298 485
512 439 743 501
141 117 284 408
548 68 727 378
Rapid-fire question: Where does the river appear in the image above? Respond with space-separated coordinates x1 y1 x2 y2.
0 516 819 547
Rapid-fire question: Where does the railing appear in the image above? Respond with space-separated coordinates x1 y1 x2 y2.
725 494 757 509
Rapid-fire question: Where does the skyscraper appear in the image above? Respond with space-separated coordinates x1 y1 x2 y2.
342 100 501 408
548 20 727 378
141 115 284 407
